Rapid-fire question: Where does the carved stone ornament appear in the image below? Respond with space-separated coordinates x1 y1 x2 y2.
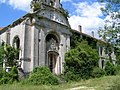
49 38 58 51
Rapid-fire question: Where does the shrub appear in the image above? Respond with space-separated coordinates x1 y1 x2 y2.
92 67 106 78
0 69 10 84
116 65 120 75
63 71 81 82
0 70 3 78
64 41 99 81
9 66 19 83
28 66 59 85
105 62 117 75
0 66 19 84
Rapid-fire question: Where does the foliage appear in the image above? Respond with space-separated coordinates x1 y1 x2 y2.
0 44 20 67
114 47 120 65
64 41 99 81
0 46 5 70
30 0 42 12
99 0 120 14
63 71 80 82
92 67 106 78
0 69 10 84
0 76 119 90
4 44 20 67
98 0 120 46
0 44 19 84
70 32 83 49
28 66 59 85
71 31 97 49
9 66 19 82
105 62 117 75
115 65 120 75
0 66 19 84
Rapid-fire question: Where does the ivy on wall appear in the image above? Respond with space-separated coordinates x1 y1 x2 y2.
70 31 98 49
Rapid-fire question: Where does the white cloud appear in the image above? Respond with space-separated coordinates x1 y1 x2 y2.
74 2 104 17
8 0 31 12
0 0 6 3
68 2 105 38
0 0 72 11
61 0 71 2
0 0 32 12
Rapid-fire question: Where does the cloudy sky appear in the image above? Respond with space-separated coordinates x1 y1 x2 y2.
0 0 106 38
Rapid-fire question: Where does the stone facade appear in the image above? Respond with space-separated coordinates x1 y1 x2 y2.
71 30 116 69
0 0 116 75
0 0 71 75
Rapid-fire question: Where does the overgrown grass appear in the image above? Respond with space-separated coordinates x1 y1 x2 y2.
0 75 119 90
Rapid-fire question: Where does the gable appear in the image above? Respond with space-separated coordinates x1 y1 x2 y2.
38 9 70 27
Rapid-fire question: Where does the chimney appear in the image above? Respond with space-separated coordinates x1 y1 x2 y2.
91 31 94 37
78 25 82 32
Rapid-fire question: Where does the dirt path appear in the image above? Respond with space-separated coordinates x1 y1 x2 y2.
66 86 95 90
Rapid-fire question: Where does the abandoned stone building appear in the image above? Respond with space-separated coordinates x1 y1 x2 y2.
0 0 116 75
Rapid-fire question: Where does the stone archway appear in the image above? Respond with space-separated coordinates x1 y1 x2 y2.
46 33 60 74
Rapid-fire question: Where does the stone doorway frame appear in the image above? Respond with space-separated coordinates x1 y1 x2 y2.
48 51 58 74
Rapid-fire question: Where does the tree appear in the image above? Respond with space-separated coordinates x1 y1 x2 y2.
0 46 5 70
114 47 120 65
98 0 120 46
0 44 20 68
4 44 20 67
64 41 99 80
0 44 20 84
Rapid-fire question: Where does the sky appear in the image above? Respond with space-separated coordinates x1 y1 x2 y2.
0 0 106 38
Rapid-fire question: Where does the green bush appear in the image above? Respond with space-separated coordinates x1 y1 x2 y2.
0 66 19 84
92 67 106 78
63 71 81 82
64 41 99 81
9 66 19 83
0 70 3 78
116 65 120 75
28 66 59 85
105 62 117 75
0 69 10 84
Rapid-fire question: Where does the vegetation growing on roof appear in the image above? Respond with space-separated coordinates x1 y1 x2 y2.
31 1 42 12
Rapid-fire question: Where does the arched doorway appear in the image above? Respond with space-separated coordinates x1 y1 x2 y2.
46 33 59 73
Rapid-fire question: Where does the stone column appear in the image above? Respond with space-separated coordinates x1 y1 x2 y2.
30 25 35 71
33 26 39 67
38 28 46 66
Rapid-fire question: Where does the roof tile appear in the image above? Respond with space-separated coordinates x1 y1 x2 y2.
0 28 3 30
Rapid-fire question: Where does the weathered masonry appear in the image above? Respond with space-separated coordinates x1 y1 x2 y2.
0 0 71 75
0 0 116 75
